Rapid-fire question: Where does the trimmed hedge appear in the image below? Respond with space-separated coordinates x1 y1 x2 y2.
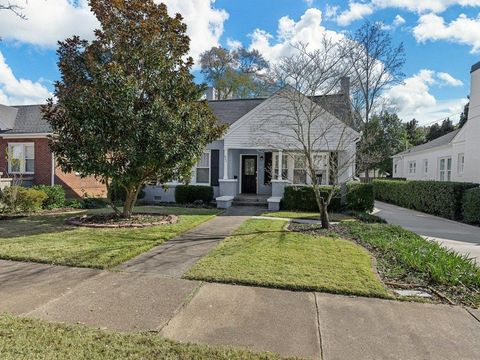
32 185 66 209
346 182 374 212
281 186 342 212
373 179 478 220
463 187 480 224
175 185 214 204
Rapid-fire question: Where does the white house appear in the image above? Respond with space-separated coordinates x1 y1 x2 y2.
392 61 480 184
144 83 360 209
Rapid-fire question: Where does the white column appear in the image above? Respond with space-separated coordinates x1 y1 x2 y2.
223 148 229 180
278 150 283 180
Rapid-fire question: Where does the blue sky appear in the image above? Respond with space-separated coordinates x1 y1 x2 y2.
0 0 479 125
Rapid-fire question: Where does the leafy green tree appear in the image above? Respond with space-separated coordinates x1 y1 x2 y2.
200 46 270 99
42 0 225 218
426 118 455 142
404 119 426 147
459 100 469 128
357 111 406 176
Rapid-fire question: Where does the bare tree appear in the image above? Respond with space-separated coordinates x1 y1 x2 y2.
0 1 26 19
254 40 359 229
346 21 405 179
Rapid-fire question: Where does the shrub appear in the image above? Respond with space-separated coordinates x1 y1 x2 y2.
33 185 66 209
65 198 83 209
1 186 48 213
82 197 108 209
281 186 342 212
373 179 478 220
345 211 386 223
175 185 214 204
346 182 374 212
463 187 480 224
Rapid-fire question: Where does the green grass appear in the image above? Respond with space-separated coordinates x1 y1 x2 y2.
342 222 480 307
261 211 353 222
0 314 285 360
0 206 219 269
185 219 390 298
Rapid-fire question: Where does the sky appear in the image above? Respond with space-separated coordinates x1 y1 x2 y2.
0 0 479 126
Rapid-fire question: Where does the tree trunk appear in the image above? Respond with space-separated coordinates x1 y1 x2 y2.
122 187 140 218
320 199 330 230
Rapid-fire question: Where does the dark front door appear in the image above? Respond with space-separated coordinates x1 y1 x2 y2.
241 155 257 194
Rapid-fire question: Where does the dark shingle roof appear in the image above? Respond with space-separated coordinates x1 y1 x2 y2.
395 129 460 156
0 104 18 130
312 94 354 126
207 98 266 125
0 105 51 134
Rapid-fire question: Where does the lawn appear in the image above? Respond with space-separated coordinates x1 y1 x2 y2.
341 221 480 307
185 218 390 298
0 206 219 269
0 314 284 360
261 211 353 222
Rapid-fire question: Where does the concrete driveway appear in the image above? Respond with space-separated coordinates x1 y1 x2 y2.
375 201 480 264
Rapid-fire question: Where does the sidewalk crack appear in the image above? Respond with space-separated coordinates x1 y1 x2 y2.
314 293 325 360
464 307 480 323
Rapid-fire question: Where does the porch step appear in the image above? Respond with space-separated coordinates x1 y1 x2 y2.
232 195 269 207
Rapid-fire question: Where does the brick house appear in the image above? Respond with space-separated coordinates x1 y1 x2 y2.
0 104 105 198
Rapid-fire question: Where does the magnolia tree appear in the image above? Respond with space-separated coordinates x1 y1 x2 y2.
255 40 358 229
42 0 225 218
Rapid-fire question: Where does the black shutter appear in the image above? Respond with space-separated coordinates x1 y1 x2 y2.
210 150 220 186
264 152 272 185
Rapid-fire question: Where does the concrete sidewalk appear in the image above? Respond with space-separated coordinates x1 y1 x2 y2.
375 201 480 264
116 206 260 277
1 259 479 359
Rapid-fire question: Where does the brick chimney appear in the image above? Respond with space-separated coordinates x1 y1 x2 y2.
340 77 350 96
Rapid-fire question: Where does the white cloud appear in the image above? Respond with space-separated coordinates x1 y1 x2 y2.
0 0 228 61
0 51 51 105
335 1 374 26
372 0 480 14
393 14 406 26
386 69 467 124
248 8 344 63
437 72 464 86
413 13 480 53
226 38 242 50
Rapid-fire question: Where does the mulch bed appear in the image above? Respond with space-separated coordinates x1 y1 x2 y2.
66 213 179 228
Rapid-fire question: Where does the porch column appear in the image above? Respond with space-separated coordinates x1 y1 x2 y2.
277 150 283 180
223 148 229 180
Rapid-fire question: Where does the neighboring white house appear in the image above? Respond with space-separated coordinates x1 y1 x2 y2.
392 61 480 184
145 83 360 209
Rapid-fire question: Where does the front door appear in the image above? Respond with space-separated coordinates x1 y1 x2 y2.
241 155 257 194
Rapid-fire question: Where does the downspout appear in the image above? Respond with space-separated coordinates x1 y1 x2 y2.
51 153 55 186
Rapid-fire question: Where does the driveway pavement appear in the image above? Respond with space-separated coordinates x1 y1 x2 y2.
1 259 479 359
375 201 480 264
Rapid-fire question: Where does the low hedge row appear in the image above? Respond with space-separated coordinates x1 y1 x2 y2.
175 185 214 204
463 187 480 224
281 183 374 213
373 180 478 221
32 185 66 209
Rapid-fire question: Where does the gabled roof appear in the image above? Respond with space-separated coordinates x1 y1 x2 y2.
0 105 50 135
0 104 19 130
208 98 266 125
394 129 460 157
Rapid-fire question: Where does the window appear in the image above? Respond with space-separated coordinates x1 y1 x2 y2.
408 161 416 174
394 163 398 175
8 143 34 174
458 153 465 174
423 159 428 174
293 154 307 184
273 153 288 180
195 151 210 184
439 157 452 181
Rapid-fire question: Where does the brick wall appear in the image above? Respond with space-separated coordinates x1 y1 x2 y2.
0 136 106 198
